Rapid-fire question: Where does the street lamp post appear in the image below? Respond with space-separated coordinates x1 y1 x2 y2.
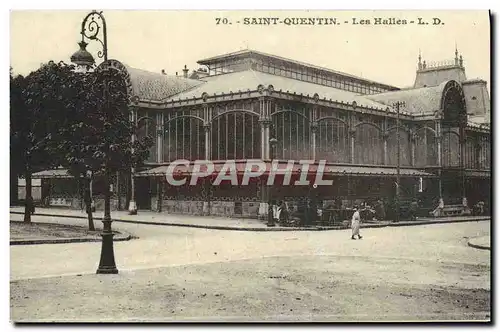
71 10 117 274
392 101 406 223
267 137 278 227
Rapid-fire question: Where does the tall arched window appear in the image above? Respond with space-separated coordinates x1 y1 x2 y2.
386 129 411 166
442 81 467 127
439 81 467 169
414 127 437 167
211 111 260 160
316 118 349 163
137 110 157 163
478 135 490 170
354 123 383 165
271 108 311 160
163 113 205 162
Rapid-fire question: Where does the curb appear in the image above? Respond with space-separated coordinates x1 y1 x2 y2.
9 211 490 232
380 217 490 228
10 230 132 246
10 211 337 232
467 238 491 251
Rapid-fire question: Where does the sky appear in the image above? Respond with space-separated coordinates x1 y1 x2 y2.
10 10 490 90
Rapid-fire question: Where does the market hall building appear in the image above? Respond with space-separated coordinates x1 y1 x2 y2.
31 48 491 219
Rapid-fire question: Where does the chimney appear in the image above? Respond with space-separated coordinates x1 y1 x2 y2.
182 65 189 78
161 69 166 75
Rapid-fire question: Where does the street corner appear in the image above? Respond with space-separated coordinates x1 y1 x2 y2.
468 235 490 251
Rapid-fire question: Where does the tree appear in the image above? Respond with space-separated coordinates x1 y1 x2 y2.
53 67 98 230
10 62 79 222
10 68 24 207
57 65 153 230
11 61 153 227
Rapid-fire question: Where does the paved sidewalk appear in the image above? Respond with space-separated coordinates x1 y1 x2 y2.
468 236 491 250
10 206 490 231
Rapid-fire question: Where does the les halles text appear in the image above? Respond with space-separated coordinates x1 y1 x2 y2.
215 17 443 26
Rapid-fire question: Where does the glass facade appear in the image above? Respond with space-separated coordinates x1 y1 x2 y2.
136 109 157 163
271 104 311 160
211 111 261 160
206 56 393 95
137 102 490 171
414 126 438 167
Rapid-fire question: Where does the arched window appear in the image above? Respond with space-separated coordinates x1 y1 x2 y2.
271 108 311 160
163 113 205 162
414 127 437 167
478 136 490 170
137 111 157 163
442 81 467 127
211 111 260 160
316 118 349 163
386 129 411 166
354 123 383 165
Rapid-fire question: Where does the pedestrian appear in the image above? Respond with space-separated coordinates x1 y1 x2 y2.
272 200 280 222
278 201 289 223
461 197 471 215
474 201 485 216
351 205 362 240
309 198 317 224
432 197 444 217
409 199 419 221
375 199 386 221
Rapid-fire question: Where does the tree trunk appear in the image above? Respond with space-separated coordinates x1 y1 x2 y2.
10 166 18 206
84 177 95 231
23 167 33 223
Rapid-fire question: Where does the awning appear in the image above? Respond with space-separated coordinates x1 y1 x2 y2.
135 161 435 178
328 165 435 177
32 169 73 179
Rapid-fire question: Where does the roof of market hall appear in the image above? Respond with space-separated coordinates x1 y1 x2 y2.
116 50 470 118
197 49 399 91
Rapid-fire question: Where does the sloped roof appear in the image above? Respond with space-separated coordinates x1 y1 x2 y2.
365 81 450 115
124 65 203 102
463 78 487 85
166 70 390 111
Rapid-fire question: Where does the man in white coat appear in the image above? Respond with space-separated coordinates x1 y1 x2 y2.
351 205 363 240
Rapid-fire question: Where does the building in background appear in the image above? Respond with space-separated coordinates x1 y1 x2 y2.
30 48 491 218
